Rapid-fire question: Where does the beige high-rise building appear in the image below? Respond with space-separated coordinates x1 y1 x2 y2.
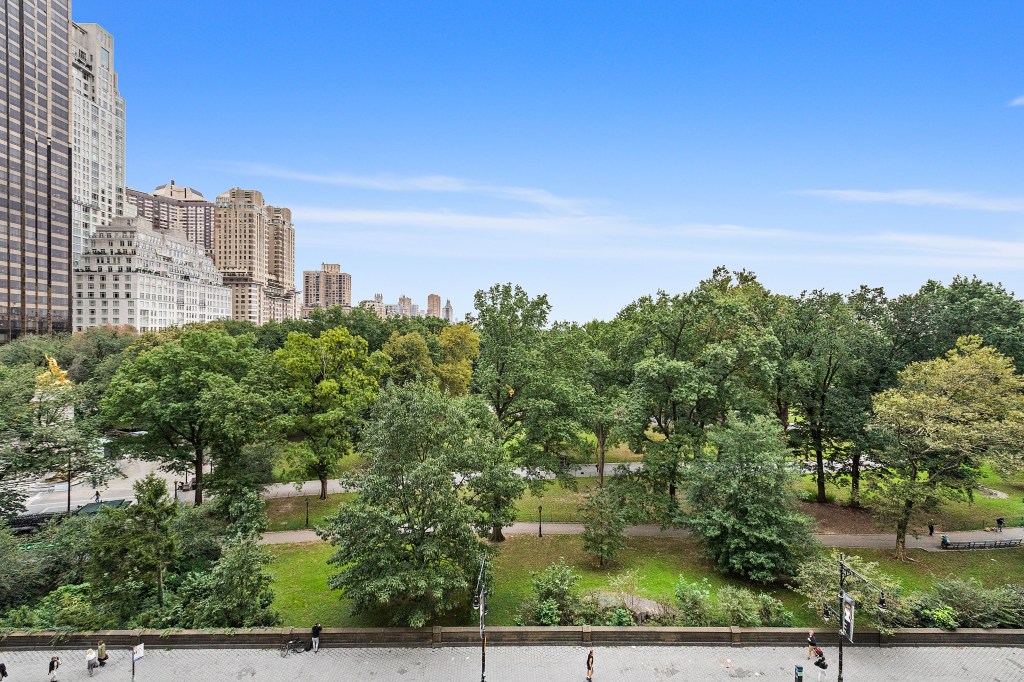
359 293 385 319
212 188 296 324
302 263 351 317
70 22 126 267
127 181 215 251
398 295 412 318
427 294 441 318
442 299 454 323
2 0 73 342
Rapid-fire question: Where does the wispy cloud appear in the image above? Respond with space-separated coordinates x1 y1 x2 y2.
1010 95 1024 107
218 162 584 213
797 189 1024 212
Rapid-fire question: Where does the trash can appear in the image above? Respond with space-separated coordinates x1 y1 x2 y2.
794 664 804 681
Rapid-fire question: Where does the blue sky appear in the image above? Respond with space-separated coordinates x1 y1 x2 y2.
74 1 1024 322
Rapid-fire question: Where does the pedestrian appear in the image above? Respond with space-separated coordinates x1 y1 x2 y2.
0 654 8 680
311 622 322 653
94 491 101 504
586 648 594 682
928 522 934 537
813 648 829 680
97 640 108 667
87 648 98 676
48 655 61 682
806 630 817 659
997 517 1004 533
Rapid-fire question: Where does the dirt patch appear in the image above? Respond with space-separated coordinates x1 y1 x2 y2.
800 501 879 534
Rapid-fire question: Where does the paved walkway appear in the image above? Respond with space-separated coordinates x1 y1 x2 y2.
0 644 1020 681
261 522 1024 549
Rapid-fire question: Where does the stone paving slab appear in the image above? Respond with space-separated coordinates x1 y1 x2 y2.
1 645 1022 681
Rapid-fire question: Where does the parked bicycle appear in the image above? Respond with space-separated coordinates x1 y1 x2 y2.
280 639 308 657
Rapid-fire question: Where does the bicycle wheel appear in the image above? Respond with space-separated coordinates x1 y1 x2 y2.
280 642 291 658
291 640 307 654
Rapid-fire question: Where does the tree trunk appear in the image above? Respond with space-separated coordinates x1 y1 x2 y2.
157 564 165 607
319 475 328 501
895 499 914 561
490 524 505 542
596 430 607 487
850 451 861 508
815 434 826 504
193 449 204 505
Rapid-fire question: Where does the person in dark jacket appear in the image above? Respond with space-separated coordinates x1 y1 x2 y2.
48 655 61 682
586 649 594 682
312 622 322 652
806 630 817 659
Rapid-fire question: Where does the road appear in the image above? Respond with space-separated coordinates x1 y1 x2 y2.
260 522 1024 550
0 644 1020 681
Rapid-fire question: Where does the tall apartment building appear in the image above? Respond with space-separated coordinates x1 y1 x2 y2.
426 294 441 318
70 22 125 266
302 263 351 317
442 299 454 323
73 216 230 332
212 188 296 324
126 181 214 251
1 0 73 342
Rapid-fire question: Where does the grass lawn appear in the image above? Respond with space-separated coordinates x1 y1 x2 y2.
854 547 1024 594
267 534 1024 628
514 478 600 523
487 534 814 626
795 466 1024 533
266 492 355 531
266 542 364 627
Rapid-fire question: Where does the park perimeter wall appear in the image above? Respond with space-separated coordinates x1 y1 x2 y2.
1 627 1022 649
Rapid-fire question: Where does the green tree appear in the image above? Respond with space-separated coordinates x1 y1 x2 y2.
681 414 815 583
618 269 779 520
0 363 38 518
868 336 1024 559
275 327 383 499
88 474 178 609
434 323 480 395
101 328 266 504
381 331 436 386
792 549 902 629
320 384 518 626
580 485 627 567
781 290 872 504
170 537 278 628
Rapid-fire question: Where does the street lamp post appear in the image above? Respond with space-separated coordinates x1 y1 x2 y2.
538 505 543 537
822 553 887 682
473 554 488 682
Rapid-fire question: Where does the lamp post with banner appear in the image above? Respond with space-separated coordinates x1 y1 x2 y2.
472 554 488 682
822 554 886 682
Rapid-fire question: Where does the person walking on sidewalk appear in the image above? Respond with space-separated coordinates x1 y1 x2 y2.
0 654 8 680
48 655 61 682
86 648 98 676
997 517 1004 532
806 630 817 659
97 640 108 667
586 649 594 682
928 522 935 536
311 622 322 652
813 648 829 680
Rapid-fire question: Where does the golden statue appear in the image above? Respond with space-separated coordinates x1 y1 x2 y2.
36 354 71 387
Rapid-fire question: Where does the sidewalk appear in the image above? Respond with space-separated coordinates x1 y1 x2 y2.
261 522 1024 549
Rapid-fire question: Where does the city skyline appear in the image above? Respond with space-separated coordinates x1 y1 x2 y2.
71 1 1024 322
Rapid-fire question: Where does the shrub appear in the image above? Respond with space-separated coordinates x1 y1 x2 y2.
757 593 794 627
674 577 715 627
518 559 584 626
605 607 635 626
716 586 762 627
921 604 960 631
929 579 1023 629
534 598 562 626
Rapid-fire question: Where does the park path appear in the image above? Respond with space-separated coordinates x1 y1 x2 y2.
260 522 1024 550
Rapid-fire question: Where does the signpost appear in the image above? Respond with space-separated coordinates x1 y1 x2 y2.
132 643 145 682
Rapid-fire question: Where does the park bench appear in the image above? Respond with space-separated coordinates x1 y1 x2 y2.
940 536 1022 550
8 511 63 534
